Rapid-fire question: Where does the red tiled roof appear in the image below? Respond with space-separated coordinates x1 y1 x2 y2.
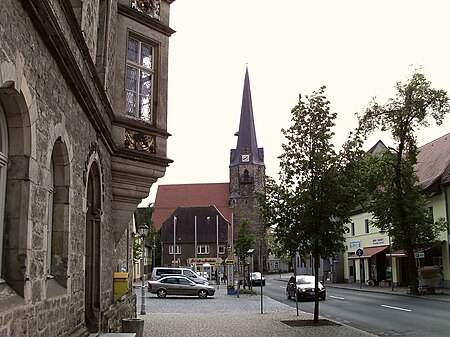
416 133 450 192
152 183 232 230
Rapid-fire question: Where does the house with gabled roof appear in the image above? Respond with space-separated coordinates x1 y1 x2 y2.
160 205 231 274
152 183 232 230
343 133 450 289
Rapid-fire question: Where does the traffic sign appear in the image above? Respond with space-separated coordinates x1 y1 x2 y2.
356 248 364 257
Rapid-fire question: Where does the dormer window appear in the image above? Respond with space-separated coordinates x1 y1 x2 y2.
125 37 155 123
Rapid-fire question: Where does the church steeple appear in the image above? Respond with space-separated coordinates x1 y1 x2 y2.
230 66 264 167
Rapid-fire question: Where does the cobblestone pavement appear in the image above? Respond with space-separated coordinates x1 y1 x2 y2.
135 280 375 337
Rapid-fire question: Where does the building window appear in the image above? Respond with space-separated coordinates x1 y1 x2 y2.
169 245 180 255
365 219 369 234
125 37 155 123
0 106 8 283
428 207 434 223
218 245 225 255
351 222 355 236
197 245 209 255
46 160 55 276
274 262 279 269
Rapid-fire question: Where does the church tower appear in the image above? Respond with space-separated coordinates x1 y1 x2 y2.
229 67 266 271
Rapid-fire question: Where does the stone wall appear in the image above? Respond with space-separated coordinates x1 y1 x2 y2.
0 0 174 335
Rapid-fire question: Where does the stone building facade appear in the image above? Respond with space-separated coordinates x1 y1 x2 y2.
0 0 175 336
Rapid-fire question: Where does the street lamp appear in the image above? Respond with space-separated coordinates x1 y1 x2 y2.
173 215 177 267
379 228 394 291
138 223 149 315
152 234 156 272
216 214 219 287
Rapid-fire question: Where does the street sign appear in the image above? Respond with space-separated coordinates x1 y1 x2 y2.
415 252 425 259
356 248 364 257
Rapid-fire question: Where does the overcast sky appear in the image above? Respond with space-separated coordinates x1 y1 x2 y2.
140 0 450 206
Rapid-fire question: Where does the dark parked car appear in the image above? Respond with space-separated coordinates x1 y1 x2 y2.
286 275 326 300
250 272 266 286
148 275 215 299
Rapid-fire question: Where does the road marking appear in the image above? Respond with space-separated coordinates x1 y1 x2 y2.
330 295 345 300
381 304 411 312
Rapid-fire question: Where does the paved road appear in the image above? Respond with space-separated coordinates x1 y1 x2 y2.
260 277 450 336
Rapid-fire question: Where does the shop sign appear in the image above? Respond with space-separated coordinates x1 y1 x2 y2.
372 238 384 245
349 240 361 249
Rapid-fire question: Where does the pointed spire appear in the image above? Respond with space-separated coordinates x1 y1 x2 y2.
230 66 264 167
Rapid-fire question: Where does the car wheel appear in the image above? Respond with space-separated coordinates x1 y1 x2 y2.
156 289 167 298
198 289 208 299
320 293 326 300
286 289 291 300
262 280 266 286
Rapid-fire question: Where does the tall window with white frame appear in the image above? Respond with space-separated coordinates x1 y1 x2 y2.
125 37 155 123
169 245 180 255
0 106 8 283
197 245 209 255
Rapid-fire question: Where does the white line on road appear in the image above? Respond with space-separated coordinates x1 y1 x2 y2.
329 295 345 300
381 304 412 312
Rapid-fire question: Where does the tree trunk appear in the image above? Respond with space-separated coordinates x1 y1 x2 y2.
407 249 419 294
313 239 320 322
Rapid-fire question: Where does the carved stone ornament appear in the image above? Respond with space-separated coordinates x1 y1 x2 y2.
131 0 161 19
125 129 156 153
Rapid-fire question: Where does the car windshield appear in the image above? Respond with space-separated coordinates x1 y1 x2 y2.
251 272 261 278
296 276 315 285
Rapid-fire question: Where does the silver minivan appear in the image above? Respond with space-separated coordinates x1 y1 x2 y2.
150 267 208 284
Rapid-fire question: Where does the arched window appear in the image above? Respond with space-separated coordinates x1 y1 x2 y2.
47 138 70 294
0 103 8 283
85 161 102 332
47 160 55 276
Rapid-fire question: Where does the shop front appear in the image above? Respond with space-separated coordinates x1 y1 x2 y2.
348 245 389 285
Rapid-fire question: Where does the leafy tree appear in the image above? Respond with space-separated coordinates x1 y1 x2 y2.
259 87 358 321
134 204 161 267
234 218 256 262
266 229 292 269
133 237 143 264
355 71 449 294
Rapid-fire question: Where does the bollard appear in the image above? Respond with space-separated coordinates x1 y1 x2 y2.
122 318 144 337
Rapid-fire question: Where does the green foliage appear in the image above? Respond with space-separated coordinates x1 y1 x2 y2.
134 204 162 266
133 237 143 264
355 71 450 294
259 87 358 259
234 218 255 260
258 87 360 321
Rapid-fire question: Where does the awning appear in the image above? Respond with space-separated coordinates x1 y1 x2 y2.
386 250 406 258
348 245 388 259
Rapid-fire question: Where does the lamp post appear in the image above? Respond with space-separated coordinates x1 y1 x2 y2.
138 223 149 315
216 214 219 287
152 234 156 272
229 192 239 291
173 215 177 267
380 228 394 291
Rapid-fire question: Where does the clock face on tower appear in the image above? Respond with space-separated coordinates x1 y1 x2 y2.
241 154 250 162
